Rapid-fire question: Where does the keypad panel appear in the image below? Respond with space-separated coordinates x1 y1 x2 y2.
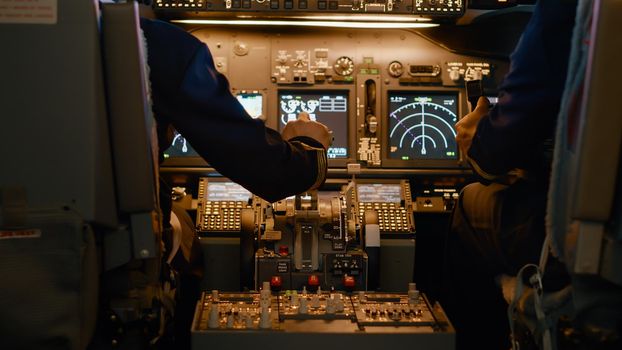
359 202 411 232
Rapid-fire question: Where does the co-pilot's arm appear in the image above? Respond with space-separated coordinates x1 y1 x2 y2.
164 45 329 202
142 19 329 201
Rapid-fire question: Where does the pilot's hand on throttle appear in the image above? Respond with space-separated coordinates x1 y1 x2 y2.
282 112 332 150
455 96 489 157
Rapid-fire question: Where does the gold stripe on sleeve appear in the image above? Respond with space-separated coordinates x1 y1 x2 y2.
467 155 499 182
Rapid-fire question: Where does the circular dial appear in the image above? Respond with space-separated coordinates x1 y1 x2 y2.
388 95 458 160
334 56 354 76
388 61 404 78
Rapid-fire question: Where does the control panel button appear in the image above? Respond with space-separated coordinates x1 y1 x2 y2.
343 275 356 288
308 275 320 287
278 245 289 256
270 276 283 290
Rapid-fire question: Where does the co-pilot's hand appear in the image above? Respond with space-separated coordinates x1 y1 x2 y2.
282 112 332 150
455 96 490 157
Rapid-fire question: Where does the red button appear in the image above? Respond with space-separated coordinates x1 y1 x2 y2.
308 275 320 287
270 276 282 288
278 245 289 256
343 275 355 288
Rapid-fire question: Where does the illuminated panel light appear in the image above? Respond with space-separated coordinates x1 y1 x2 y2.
172 19 439 29
285 15 433 22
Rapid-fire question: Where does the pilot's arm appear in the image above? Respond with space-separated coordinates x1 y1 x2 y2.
141 18 328 202
455 0 577 183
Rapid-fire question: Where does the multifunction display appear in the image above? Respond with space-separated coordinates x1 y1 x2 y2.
163 130 199 158
357 184 402 203
236 92 263 119
164 92 265 159
278 90 348 159
388 92 458 161
207 182 251 201
197 178 252 232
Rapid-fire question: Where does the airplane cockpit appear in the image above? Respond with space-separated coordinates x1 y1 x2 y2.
1 1 621 349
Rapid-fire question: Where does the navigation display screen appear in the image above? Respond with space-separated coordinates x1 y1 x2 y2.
236 92 263 119
164 93 265 159
357 184 402 203
388 92 458 161
207 182 251 201
278 90 348 159
163 130 199 158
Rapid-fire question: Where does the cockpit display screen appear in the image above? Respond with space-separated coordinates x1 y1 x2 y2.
163 130 199 158
278 90 348 159
236 92 263 119
357 183 402 203
207 182 251 202
164 92 265 159
388 92 459 161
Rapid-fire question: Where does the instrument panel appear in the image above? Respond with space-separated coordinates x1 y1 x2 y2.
196 177 252 232
153 9 512 340
155 0 465 17
191 288 454 350
193 288 439 331
357 180 414 233
194 177 418 234
161 26 505 170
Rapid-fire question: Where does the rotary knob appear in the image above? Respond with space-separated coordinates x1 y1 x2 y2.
388 61 404 78
334 56 354 76
233 41 249 56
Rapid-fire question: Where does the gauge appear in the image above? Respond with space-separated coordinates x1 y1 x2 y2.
334 56 354 76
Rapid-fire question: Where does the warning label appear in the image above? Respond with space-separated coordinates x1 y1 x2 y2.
0 229 42 240
0 0 57 24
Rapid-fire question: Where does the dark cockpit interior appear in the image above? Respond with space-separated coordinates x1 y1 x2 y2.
1 1 621 350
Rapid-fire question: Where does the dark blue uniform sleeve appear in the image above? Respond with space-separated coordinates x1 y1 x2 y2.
140 19 327 202
467 0 577 181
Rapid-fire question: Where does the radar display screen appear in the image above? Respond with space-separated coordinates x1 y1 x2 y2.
278 90 348 159
388 92 458 161
236 92 263 119
207 182 251 201
357 183 402 203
